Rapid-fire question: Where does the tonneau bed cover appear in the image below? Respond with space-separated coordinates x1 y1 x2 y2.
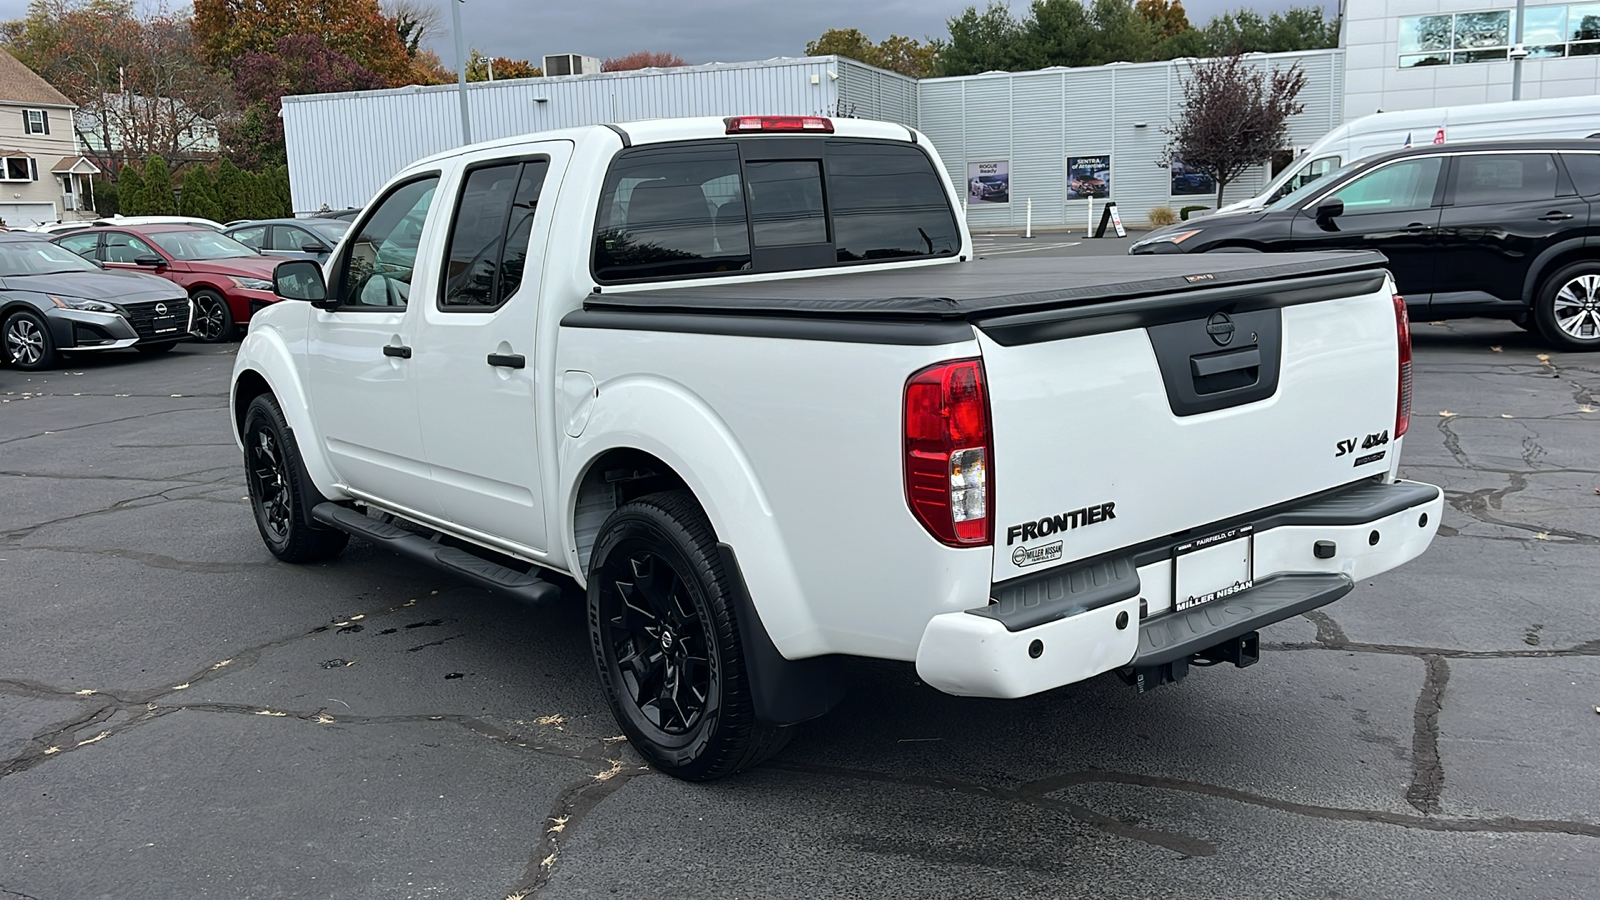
584 251 1389 320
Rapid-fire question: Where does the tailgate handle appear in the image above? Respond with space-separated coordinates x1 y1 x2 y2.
1190 347 1260 378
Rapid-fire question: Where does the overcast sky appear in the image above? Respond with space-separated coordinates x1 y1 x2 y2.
0 0 1314 67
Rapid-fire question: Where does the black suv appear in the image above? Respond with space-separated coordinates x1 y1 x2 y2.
1131 140 1600 350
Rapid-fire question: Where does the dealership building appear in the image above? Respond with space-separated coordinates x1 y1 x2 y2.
282 1 1598 230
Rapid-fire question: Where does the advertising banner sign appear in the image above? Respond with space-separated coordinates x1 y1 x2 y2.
966 160 1010 205
1067 155 1110 200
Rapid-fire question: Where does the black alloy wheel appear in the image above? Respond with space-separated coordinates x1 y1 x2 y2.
191 290 235 343
588 491 789 781
1535 262 1600 351
3 310 59 370
241 394 348 562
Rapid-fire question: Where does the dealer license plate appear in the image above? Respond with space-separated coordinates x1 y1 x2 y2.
1172 525 1254 612
152 315 179 334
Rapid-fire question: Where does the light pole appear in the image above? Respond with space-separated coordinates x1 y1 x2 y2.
451 0 472 144
1511 0 1528 100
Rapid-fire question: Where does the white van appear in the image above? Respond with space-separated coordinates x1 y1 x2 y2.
1219 95 1600 214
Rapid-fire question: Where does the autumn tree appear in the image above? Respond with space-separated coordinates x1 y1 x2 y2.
1165 53 1307 208
601 50 689 72
804 28 939 78
1136 0 1191 39
192 0 414 84
4 0 230 169
466 49 542 81
222 34 386 170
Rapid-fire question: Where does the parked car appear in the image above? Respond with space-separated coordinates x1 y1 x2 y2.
1171 172 1215 194
312 207 364 222
0 232 190 370
224 218 348 262
968 174 1008 201
231 115 1441 781
1070 176 1109 198
53 224 282 343
1132 139 1600 350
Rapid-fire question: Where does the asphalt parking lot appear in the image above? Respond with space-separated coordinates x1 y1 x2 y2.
3 236 1598 899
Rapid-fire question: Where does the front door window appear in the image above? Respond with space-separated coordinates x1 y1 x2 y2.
335 177 438 309
1326 157 1444 214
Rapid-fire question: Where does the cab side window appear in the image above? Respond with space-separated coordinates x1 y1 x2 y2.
1327 157 1443 214
57 233 100 259
335 176 438 309
103 232 160 263
440 159 549 309
230 226 266 249
593 143 750 281
1451 154 1559 206
270 226 317 252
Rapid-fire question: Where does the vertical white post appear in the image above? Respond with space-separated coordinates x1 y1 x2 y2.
451 0 472 145
1087 196 1094 236
1025 198 1033 238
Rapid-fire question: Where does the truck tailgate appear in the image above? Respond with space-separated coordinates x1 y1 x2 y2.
976 268 1401 582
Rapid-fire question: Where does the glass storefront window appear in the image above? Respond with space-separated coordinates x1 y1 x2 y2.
1398 5 1600 65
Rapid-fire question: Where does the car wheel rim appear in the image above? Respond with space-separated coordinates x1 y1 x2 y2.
1552 274 1600 341
248 427 293 543
195 297 226 341
601 550 712 736
5 319 44 366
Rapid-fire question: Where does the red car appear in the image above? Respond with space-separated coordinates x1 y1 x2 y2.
53 224 284 342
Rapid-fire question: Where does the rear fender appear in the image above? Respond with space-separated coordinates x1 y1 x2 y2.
231 325 343 500
560 375 820 658
1521 237 1594 303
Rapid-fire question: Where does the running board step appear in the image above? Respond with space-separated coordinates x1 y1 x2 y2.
312 503 561 607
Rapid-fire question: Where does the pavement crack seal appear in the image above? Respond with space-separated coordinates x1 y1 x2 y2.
1016 770 1600 839
1302 609 1348 646
508 760 649 899
769 760 1217 858
1405 655 1450 815
0 884 48 900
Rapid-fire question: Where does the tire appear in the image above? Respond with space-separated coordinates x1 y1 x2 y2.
1533 261 1600 351
135 342 176 355
191 289 236 343
242 394 349 563
587 490 789 781
3 310 59 370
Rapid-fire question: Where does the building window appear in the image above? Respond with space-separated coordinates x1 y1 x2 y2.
23 109 48 134
1 157 37 182
1401 5 1600 66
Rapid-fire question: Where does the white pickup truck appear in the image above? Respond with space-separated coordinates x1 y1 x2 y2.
231 115 1442 781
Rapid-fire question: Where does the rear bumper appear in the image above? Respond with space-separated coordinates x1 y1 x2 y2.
914 479 1443 698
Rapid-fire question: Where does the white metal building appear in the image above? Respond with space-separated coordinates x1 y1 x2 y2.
1343 0 1600 118
282 56 917 213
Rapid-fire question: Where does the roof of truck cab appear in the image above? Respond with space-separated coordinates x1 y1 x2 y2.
584 251 1390 321
405 117 918 169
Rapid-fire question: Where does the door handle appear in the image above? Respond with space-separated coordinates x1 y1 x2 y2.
383 344 412 359
1539 211 1574 222
1404 223 1433 234
487 353 526 369
1191 347 1261 378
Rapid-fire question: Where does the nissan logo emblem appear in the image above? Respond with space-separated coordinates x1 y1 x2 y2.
155 302 168 316
1206 311 1236 346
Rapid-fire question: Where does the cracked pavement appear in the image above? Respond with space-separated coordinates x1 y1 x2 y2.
3 315 1599 899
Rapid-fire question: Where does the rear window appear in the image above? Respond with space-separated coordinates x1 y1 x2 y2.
592 138 957 283
1451 154 1559 206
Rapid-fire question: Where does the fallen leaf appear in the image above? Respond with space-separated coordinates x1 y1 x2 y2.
1535 533 1550 541
312 712 335 724
254 709 288 717
73 689 96 696
171 682 190 691
1489 345 1502 352
1537 353 1551 364
76 731 111 747
1439 411 1458 418
1500 414 1514 419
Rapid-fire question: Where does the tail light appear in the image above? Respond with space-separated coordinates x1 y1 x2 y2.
724 115 834 134
1394 294 1412 437
904 359 993 546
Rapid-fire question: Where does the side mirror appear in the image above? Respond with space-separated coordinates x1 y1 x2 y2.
1314 197 1344 224
133 255 165 268
272 259 330 306
90 258 105 269
301 243 329 254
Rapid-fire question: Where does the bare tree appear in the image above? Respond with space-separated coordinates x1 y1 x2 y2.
1164 53 1307 209
385 0 443 57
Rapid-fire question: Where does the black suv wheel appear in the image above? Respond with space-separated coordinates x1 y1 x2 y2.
1534 261 1600 351
587 491 789 781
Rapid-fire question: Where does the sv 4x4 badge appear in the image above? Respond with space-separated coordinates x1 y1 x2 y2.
1336 430 1390 467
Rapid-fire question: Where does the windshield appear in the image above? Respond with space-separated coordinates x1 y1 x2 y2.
147 229 259 260
1265 159 1366 212
0 240 100 276
308 221 349 240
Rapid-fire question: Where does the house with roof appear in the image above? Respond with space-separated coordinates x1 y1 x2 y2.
0 48 101 228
